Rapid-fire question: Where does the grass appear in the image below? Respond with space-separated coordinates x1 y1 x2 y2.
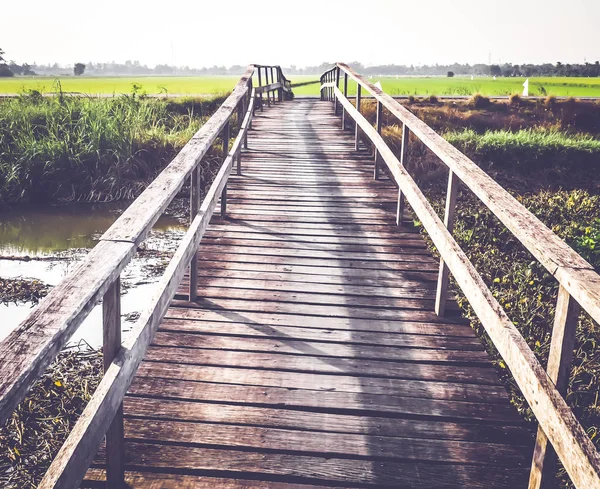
0 76 242 96
2 75 600 97
444 128 600 177
0 91 227 207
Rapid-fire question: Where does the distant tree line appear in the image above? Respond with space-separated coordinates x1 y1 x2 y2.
287 61 600 77
1 50 600 78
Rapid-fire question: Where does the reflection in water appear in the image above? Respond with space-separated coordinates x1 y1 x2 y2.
0 201 184 256
0 201 186 346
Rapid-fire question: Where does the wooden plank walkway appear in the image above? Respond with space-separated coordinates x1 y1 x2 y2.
84 99 532 488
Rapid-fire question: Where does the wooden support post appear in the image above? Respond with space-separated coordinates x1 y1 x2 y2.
270 66 276 103
237 100 244 134
396 123 408 226
334 68 340 115
247 79 253 129
320 75 324 101
265 68 271 107
244 101 250 149
277 67 283 102
188 166 200 301
329 72 333 101
434 170 459 316
102 278 125 488
529 285 581 489
342 72 348 130
220 122 230 217
258 68 263 112
354 84 362 151
374 100 383 180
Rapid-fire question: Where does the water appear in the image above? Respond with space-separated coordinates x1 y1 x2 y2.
0 202 186 346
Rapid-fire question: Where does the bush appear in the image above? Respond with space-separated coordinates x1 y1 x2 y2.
545 95 557 109
509 93 521 106
427 94 438 104
468 93 491 109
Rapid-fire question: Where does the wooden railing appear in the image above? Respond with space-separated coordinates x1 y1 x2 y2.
320 63 600 489
0 64 290 488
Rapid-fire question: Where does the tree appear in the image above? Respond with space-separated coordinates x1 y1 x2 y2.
74 62 86 76
447 71 455 77
0 48 14 77
489 64 502 77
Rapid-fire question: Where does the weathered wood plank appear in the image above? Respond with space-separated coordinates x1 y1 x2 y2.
123 397 530 442
91 441 530 488
129 376 519 420
142 347 501 385
120 417 530 465
135 361 507 403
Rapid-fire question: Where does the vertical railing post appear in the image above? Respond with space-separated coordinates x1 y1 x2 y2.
374 100 383 180
188 166 200 301
277 67 283 102
258 68 263 112
320 75 324 101
354 84 362 151
342 72 348 130
270 66 276 103
245 90 253 150
265 67 271 107
528 285 580 489
103 278 125 487
221 121 230 217
334 67 340 115
248 78 253 128
396 123 408 226
331 71 335 101
434 171 459 316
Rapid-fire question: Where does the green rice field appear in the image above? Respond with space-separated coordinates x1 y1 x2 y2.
1 74 600 97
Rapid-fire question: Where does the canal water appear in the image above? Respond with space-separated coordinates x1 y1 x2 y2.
0 202 186 346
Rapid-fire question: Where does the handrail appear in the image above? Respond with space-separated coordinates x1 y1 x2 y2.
322 63 600 489
0 64 288 488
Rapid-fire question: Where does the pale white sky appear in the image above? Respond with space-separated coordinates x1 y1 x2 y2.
2 0 599 68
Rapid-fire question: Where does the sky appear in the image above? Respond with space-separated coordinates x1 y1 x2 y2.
2 0 599 68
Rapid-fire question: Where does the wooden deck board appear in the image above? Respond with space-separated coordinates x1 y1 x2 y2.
84 99 532 488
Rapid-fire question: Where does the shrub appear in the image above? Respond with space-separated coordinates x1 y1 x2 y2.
427 94 438 104
468 93 491 109
545 95 557 109
509 93 522 105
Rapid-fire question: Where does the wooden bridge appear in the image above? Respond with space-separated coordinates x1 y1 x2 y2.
1 64 600 489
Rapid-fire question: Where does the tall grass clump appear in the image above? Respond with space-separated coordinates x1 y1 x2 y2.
0 92 222 207
444 128 600 178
